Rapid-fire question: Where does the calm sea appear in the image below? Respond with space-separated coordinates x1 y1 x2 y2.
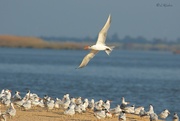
0 47 180 120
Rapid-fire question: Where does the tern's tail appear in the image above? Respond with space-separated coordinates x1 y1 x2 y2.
105 46 115 55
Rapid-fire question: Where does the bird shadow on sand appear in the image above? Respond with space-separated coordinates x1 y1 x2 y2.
53 111 64 115
35 114 62 118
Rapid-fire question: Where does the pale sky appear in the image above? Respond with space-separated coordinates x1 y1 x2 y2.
0 0 180 41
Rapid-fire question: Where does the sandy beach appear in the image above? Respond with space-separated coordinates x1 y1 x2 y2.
0 104 163 121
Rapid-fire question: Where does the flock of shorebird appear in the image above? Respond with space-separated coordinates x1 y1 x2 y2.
0 89 179 121
0 15 178 121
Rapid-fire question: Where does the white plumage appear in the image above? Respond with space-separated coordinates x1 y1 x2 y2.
78 14 114 68
159 109 170 119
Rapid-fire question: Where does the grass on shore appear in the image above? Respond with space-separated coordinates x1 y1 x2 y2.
0 35 180 52
0 35 86 50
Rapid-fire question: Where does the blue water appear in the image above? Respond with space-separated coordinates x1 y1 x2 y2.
0 47 180 120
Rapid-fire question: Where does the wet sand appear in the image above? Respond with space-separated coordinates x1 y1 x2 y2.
0 104 162 121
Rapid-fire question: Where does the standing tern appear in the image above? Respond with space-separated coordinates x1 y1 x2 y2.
150 113 158 121
5 103 16 118
147 104 154 115
158 109 170 119
134 106 144 115
173 112 179 121
64 104 76 116
139 107 148 117
78 14 114 68
120 97 130 109
110 104 122 117
124 105 135 114
94 110 106 119
118 111 126 121
88 99 95 110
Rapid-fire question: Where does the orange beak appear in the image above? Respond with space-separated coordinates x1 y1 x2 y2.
84 46 89 50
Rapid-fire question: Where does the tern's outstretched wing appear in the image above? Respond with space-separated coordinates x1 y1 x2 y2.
96 14 111 45
78 50 99 68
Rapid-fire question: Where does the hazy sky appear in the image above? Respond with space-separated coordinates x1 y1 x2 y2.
0 0 180 40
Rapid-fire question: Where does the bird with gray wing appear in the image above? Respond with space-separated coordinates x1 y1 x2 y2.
159 109 170 119
64 104 76 116
119 111 126 121
139 107 148 117
147 104 154 115
173 112 179 121
88 98 95 110
124 105 135 114
5 103 16 119
150 113 158 121
120 97 130 110
110 104 122 117
94 110 106 119
12 91 22 102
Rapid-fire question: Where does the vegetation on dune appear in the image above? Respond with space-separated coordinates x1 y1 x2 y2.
0 35 180 52
0 35 87 50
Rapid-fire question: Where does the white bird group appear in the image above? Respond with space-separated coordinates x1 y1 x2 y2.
0 89 179 121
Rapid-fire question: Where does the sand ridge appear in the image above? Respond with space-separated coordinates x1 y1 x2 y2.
0 104 162 121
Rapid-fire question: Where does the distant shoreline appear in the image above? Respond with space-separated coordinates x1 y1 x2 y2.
0 35 86 50
0 35 179 52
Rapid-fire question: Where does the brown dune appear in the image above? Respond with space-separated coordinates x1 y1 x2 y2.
0 35 86 49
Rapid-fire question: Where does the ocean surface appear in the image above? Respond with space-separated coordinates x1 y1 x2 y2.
0 47 180 120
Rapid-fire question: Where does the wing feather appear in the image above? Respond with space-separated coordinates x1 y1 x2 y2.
78 50 99 68
96 14 111 45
